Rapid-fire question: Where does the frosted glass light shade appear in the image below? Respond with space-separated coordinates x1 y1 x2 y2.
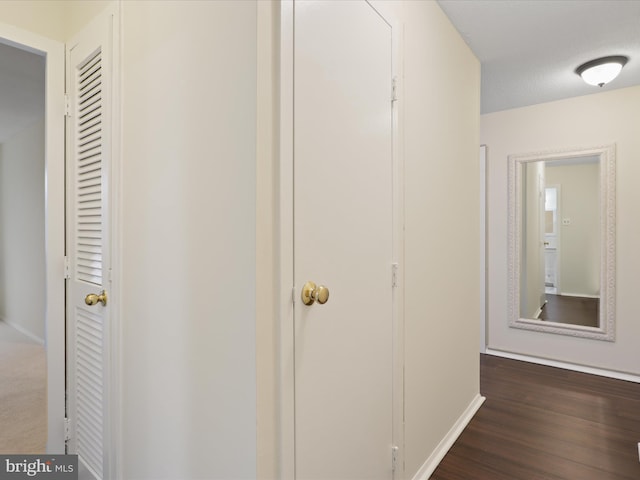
576 56 628 87
580 63 623 86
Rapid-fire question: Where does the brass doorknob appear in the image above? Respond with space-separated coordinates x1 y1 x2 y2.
301 281 330 306
85 290 108 307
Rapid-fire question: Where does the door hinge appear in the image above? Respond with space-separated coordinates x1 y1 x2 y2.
64 417 71 442
391 76 398 103
392 445 399 472
64 256 71 279
64 93 70 117
392 263 399 288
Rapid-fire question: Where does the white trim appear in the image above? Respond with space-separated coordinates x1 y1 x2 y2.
486 349 640 384
107 2 122 477
390 19 406 479
278 1 295 478
508 145 616 341
410 394 486 480
0 21 66 455
479 145 487 353
558 292 600 299
0 318 45 345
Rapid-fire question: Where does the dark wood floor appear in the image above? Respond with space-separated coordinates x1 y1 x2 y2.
539 294 599 327
431 354 640 480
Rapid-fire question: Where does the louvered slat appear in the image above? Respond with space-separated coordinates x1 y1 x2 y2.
75 49 103 286
75 307 104 479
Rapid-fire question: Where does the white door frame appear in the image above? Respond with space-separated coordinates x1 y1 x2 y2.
480 145 487 353
277 1 405 476
0 22 66 453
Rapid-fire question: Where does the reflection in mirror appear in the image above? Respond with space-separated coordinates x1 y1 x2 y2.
508 145 616 341
521 158 599 326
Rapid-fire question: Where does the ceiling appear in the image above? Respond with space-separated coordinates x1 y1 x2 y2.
437 0 640 114
0 41 45 144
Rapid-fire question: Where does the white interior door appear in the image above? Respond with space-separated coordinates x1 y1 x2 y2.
522 162 546 318
538 167 546 308
66 11 113 480
294 1 394 478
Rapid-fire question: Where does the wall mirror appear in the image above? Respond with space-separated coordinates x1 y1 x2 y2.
508 145 616 341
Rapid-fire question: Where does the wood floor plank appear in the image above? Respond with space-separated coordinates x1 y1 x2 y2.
539 294 599 327
430 355 640 480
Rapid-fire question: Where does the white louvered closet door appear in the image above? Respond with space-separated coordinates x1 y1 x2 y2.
66 11 113 480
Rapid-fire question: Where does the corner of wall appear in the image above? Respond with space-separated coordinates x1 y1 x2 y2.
63 0 112 40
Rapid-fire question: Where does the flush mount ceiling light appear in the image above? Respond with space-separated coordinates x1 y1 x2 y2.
576 56 629 87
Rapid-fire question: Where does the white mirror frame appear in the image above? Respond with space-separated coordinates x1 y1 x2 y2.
508 145 616 341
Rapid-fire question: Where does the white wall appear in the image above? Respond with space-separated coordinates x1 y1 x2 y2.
64 0 110 38
255 1 279 478
403 3 480 475
372 1 481 476
546 162 599 296
120 2 257 478
482 85 640 375
0 1 109 42
0 118 45 342
0 1 67 42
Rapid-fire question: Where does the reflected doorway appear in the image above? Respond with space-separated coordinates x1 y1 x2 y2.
544 185 559 294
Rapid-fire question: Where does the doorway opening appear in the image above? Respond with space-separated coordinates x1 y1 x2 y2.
0 40 47 453
544 185 559 295
0 26 66 454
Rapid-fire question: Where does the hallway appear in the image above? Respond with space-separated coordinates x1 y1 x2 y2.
432 355 640 479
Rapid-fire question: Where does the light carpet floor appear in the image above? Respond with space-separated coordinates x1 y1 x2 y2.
0 320 47 453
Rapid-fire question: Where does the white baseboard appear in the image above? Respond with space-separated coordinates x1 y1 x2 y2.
411 393 486 480
558 292 600 299
485 349 640 384
0 317 45 345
